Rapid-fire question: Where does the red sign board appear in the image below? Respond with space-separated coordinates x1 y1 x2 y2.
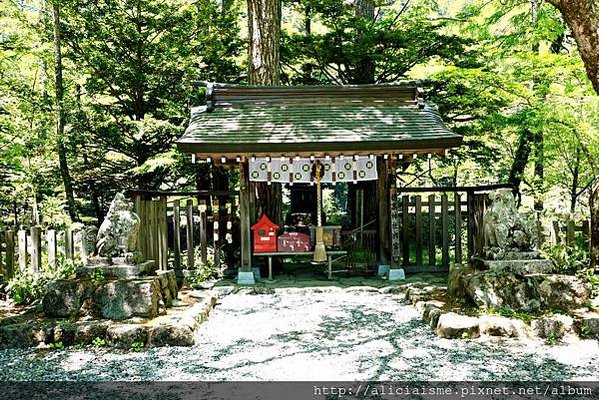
278 232 312 252
251 215 279 253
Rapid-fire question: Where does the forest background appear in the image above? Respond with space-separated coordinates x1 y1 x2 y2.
1 0 597 263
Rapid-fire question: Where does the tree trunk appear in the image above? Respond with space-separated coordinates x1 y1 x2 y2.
570 148 580 214
547 0 599 94
247 0 281 85
52 3 78 222
547 0 599 265
247 0 283 226
508 128 534 203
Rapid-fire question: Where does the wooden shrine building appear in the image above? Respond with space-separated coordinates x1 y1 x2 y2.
176 82 462 283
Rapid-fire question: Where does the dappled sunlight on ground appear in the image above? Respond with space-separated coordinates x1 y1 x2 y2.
0 288 597 381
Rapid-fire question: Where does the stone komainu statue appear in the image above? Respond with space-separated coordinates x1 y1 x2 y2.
96 193 140 257
483 189 537 252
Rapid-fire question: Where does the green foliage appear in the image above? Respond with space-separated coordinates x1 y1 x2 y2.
131 341 144 352
92 337 105 347
90 268 106 283
4 254 81 305
49 341 64 350
487 306 535 324
543 239 590 275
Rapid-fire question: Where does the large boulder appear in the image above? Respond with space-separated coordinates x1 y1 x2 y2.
463 271 590 312
42 279 96 318
437 313 480 339
538 275 591 310
463 270 541 312
93 278 161 320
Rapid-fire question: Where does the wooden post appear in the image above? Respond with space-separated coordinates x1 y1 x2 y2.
199 199 207 264
226 201 233 245
441 194 449 267
173 200 181 270
552 220 561 244
134 195 146 260
415 195 423 266
47 229 57 269
5 229 15 279
377 158 391 265
454 194 462 264
65 227 74 260
18 229 27 272
213 197 220 269
240 161 252 272
428 194 436 266
159 196 168 270
466 191 474 258
566 220 575 244
186 199 195 270
401 195 409 266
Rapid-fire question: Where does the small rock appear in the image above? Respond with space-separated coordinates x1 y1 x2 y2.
105 324 149 348
437 312 480 339
428 308 443 329
479 315 529 338
531 314 574 339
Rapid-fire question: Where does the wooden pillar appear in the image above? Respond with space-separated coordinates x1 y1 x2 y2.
5 229 15 279
173 200 181 270
186 199 195 270
213 197 220 269
47 229 57 269
415 195 423 266
199 199 208 264
17 229 27 272
65 227 74 260
454 194 462 264
428 194 436 267
401 195 409 266
160 196 168 270
240 161 252 272
377 158 391 265
441 194 449 267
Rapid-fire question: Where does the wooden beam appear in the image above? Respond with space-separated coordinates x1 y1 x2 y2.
239 161 252 272
173 200 181 271
377 158 391 265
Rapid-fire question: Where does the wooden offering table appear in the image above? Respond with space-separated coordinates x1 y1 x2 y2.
254 251 347 280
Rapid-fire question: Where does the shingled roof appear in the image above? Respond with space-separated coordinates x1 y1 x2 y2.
176 83 462 159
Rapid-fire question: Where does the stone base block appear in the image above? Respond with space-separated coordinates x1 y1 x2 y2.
93 278 161 320
252 267 261 280
78 260 157 279
388 268 406 281
437 312 480 339
377 265 390 277
237 271 255 285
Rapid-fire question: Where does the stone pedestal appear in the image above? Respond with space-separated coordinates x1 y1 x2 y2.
388 268 406 281
77 260 157 279
377 264 390 277
237 270 256 285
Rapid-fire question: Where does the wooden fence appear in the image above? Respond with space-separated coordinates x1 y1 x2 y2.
0 225 87 281
550 219 591 246
392 186 494 273
130 190 240 274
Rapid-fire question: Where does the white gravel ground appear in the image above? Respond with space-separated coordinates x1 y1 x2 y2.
0 288 598 381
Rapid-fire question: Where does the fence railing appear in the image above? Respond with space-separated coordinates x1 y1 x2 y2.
0 225 88 281
130 190 240 275
550 219 591 246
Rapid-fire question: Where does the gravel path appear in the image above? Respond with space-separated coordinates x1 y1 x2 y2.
0 287 598 381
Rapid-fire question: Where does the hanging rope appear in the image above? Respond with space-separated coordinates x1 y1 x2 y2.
313 161 327 263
